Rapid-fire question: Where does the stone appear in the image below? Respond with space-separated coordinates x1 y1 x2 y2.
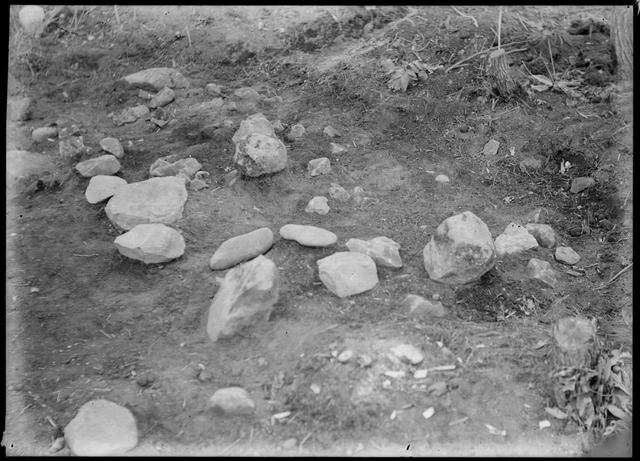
189 178 208 191
305 196 330 215
149 155 202 179
337 349 354 363
148 86 175 109
330 143 347 154
526 258 558 288
494 223 539 256
525 223 557 248
570 177 596 194
209 227 274 270
390 344 424 365
352 186 365 205
323 125 341 138
519 157 543 172
207 255 279 341
401 294 446 317
6 150 55 186
286 124 306 141
233 87 261 101
7 96 33 121
64 399 138 456
122 67 189 91
233 133 287 177
130 105 151 119
308 157 331 176
75 155 121 177
555 246 581 265
111 105 150 126
99 137 124 158
483 139 500 156
346 236 402 268
272 119 285 133
205 83 223 96
281 438 298 450
105 176 188 230
32 126 58 143
423 211 496 285
59 136 87 159
85 175 127 204
114 224 185 264
19 5 45 35
279 224 337 247
208 387 256 415
435 174 450 183
317 252 378 298
525 207 549 224
329 183 351 202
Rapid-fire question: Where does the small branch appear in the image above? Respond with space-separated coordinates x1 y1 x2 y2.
185 26 192 47
497 7 503 50
547 39 556 81
451 6 478 28
597 263 632 290
445 41 527 73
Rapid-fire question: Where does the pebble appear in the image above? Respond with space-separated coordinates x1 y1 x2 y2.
281 438 298 450
205 83 223 96
526 258 558 288
279 224 337 247
435 174 450 183
32 126 58 143
329 183 351 201
209 227 274 270
414 369 428 379
286 123 306 140
555 246 581 265
346 236 402 268
570 177 596 194
75 155 121 177
428 381 448 397
384 370 406 379
525 223 556 248
337 349 354 363
357 354 373 368
208 387 256 415
114 223 185 264
148 86 175 109
519 157 543 172
323 125 341 138
330 142 347 154
402 294 446 317
390 344 424 365
483 139 500 156
494 223 539 256
305 196 330 215
310 383 321 394
99 137 124 158
317 251 378 298
308 157 331 176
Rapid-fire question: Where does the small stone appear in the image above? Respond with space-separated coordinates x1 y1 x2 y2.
525 208 549 224
494 223 539 256
570 177 596 194
555 247 581 265
279 224 337 247
114 223 185 264
337 349 354 363
99 137 125 158
483 139 500 156
19 5 45 35
7 96 33 121
435 174 450 183
148 86 175 109
75 155 121 177
281 438 297 450
130 104 151 119
317 252 378 298
149 155 202 179
85 175 127 204
32 126 58 143
526 258 558 288
138 89 152 100
272 120 285 133
519 157 543 172
233 87 261 101
59 136 87 159
402 294 446 317
205 83 223 96
352 186 365 205
346 236 402 268
122 67 189 91
330 143 347 154
286 123 306 140
323 126 341 138
384 370 405 379
209 227 274 270
329 183 351 202
414 369 428 379
525 223 557 248
427 381 448 397
390 344 424 365
310 383 321 394
308 157 331 176
305 196 330 215
234 133 287 177
198 369 213 382
357 354 373 368
135 374 156 388
189 178 208 191
49 436 66 453
208 387 255 415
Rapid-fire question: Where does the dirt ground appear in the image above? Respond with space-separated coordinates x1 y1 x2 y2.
4 5 633 456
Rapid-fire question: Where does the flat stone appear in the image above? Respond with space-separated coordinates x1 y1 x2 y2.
525 223 557 248
526 258 558 288
423 211 496 284
105 176 188 230
208 387 256 415
330 143 347 154
148 86 175 109
75 155 121 177
317 252 378 298
570 177 596 194
323 126 341 138
207 255 279 341
483 139 500 156
114 223 185 264
149 155 202 179
279 224 337 247
32 126 58 143
390 344 424 365
85 175 127 204
64 399 138 456
494 223 539 256
99 137 124 158
401 294 446 317
209 227 274 270
555 246 581 265
305 196 330 215
329 183 351 201
234 133 287 177
346 236 402 268
122 67 189 91
308 157 331 176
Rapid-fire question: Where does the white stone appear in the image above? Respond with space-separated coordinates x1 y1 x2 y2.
317 252 378 298
329 183 351 201
423 211 496 284
279 224 337 247
233 133 287 177
525 223 556 248
526 258 558 288
207 255 279 341
148 86 175 108
122 67 189 91
149 155 202 179
483 139 500 156
208 387 255 415
391 344 424 365
105 176 188 230
494 223 539 256
308 157 331 176
99 137 124 158
19 5 45 35
346 236 402 268
233 87 261 101
209 227 274 270
114 224 185 264
32 126 58 143
435 174 450 183
286 124 306 140
305 196 330 215
414 369 428 379
64 399 138 456
75 155 121 177
555 246 581 265
337 350 354 363
85 175 127 204
323 126 341 138
231 113 275 144
401 294 446 317
330 143 347 154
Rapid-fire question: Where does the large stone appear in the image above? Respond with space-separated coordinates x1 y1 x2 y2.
305 196 330 215
494 223 539 256
209 227 274 270
317 252 378 298
64 399 138 456
75 155 121 177
401 294 446 317
233 133 287 177
85 175 127 204
32 126 58 143
231 113 275 144
346 236 402 268
99 137 124 158
114 224 185 264
570 177 596 194
105 176 188 230
555 246 581 265
149 155 202 179
6 150 55 186
279 224 337 247
207 255 279 341
423 211 496 285
525 223 557 248
308 157 331 176
208 387 255 415
19 5 45 35
148 86 175 109
122 67 189 91
526 258 558 288
7 96 33 121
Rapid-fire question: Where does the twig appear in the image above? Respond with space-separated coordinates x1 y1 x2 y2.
445 40 528 73
220 438 241 455
72 253 99 257
185 26 192 47
497 7 503 50
597 263 632 290
451 6 478 28
547 39 556 82
299 431 314 452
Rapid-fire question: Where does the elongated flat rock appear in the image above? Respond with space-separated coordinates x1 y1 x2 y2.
280 224 337 247
209 227 274 270
114 224 185 264
75 155 121 177
85 175 127 204
122 67 189 91
494 223 539 256
317 252 378 298
346 236 402 268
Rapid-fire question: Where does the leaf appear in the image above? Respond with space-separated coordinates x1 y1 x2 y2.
545 407 569 419
607 404 629 420
388 69 412 92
